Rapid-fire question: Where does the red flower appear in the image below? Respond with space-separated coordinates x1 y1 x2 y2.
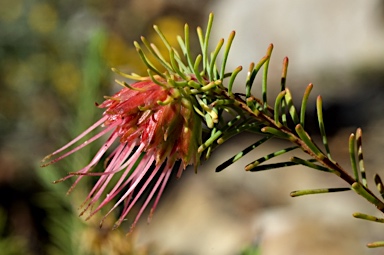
42 78 202 230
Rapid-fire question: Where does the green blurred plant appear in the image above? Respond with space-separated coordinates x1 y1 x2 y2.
241 243 261 255
112 13 384 249
37 29 148 255
0 208 30 255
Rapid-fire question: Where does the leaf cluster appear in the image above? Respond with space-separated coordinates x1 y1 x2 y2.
114 13 384 248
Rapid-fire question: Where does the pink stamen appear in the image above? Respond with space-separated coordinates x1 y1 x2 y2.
84 153 154 221
80 143 127 207
131 164 170 230
113 163 164 229
81 143 137 210
45 116 108 159
176 162 185 178
148 164 173 221
42 119 119 167
66 131 120 195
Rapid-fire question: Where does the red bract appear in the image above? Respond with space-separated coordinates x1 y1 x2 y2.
42 78 202 231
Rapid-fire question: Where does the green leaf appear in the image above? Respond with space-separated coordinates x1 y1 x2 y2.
290 187 350 197
280 57 289 91
367 241 384 248
209 38 224 80
290 157 334 173
352 182 384 211
262 44 273 110
349 133 359 182
216 136 271 172
220 31 236 80
374 174 384 199
227 66 242 96
245 145 299 171
284 88 300 124
247 161 298 172
261 126 295 141
316 95 332 159
199 115 242 154
300 83 313 128
295 124 324 158
274 90 286 127
353 212 384 223
356 128 367 187
140 36 173 72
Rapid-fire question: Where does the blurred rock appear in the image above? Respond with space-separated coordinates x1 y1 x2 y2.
208 0 384 89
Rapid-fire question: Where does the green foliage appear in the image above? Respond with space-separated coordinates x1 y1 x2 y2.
241 244 262 255
121 12 384 249
36 29 112 255
0 208 30 255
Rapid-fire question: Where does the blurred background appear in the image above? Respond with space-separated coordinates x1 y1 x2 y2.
1 0 384 254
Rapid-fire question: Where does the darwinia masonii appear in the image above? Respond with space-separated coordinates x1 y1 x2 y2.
42 13 384 248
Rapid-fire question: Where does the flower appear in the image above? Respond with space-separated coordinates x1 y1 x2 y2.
42 77 202 230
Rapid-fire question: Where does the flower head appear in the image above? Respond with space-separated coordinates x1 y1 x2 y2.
42 77 202 230
41 13 236 231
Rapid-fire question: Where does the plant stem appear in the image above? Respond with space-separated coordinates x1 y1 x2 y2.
220 86 384 214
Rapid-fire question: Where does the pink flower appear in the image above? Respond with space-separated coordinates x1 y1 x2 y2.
42 78 202 231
